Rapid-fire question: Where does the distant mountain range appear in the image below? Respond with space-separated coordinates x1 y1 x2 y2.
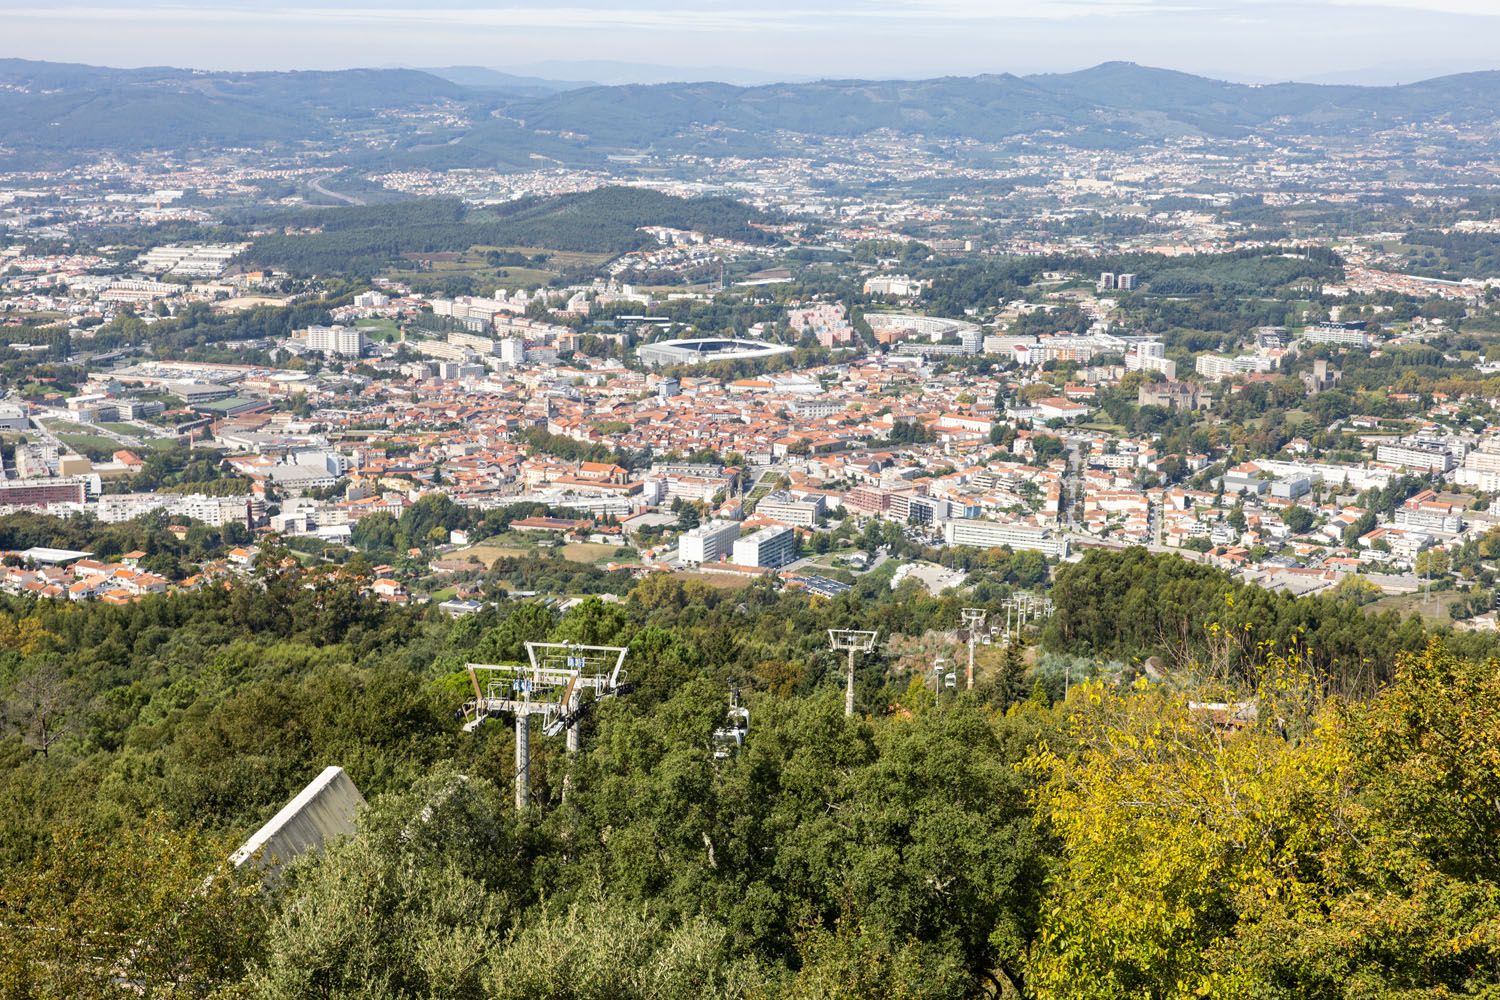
419 66 593 95
0 59 467 163
507 61 1500 146
3 58 1499 170
501 60 811 87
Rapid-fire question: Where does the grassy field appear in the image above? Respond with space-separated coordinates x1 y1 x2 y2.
451 543 531 567
355 318 401 343
55 433 118 455
560 542 630 564
674 570 759 590
450 536 635 568
479 247 611 270
387 246 614 293
1280 409 1316 430
1367 590 1463 625
487 267 557 291
453 535 634 567
47 420 99 435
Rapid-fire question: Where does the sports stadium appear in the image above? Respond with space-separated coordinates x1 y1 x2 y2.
637 338 795 367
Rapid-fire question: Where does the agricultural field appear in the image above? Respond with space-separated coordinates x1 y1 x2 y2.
449 543 532 567
672 570 759 590
1366 589 1465 625
560 541 632 564
388 245 613 293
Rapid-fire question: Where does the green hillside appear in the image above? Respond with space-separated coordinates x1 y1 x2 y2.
7 58 1500 166
242 187 780 276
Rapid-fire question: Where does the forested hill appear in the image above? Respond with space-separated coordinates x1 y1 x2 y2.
0 59 469 161
239 187 780 276
507 63 1500 147
8 58 1500 167
6 545 1500 994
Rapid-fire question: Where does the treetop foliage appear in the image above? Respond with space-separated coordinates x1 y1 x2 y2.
1 547 1498 996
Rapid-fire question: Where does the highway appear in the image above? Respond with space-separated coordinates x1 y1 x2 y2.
308 176 365 206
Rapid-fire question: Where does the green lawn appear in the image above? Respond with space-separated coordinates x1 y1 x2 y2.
47 420 97 434
451 543 533 567
386 246 612 294
98 422 157 439
490 267 560 290
356 318 401 342
475 246 611 270
55 433 118 455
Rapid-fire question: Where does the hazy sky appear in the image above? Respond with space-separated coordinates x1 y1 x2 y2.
1 0 1497 85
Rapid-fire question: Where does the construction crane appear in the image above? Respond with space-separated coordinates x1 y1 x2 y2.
459 641 630 810
828 629 878 717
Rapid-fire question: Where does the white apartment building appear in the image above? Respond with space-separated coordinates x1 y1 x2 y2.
943 518 1069 558
1376 441 1455 473
1464 449 1500 475
1458 448 1500 488
863 275 925 297
449 330 498 355
791 399 844 420
1196 353 1276 381
656 473 730 503
678 520 741 565
1394 505 1465 534
889 493 950 525
756 492 823 527
1302 323 1372 348
412 339 473 363
1124 341 1177 379
499 338 527 365
99 279 178 303
96 492 255 527
732 525 797 568
180 494 256 527
303 325 366 358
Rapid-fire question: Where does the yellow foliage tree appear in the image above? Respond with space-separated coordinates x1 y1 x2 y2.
1025 652 1340 999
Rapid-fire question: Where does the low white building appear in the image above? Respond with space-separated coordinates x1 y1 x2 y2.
943 518 1069 558
1376 440 1455 473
